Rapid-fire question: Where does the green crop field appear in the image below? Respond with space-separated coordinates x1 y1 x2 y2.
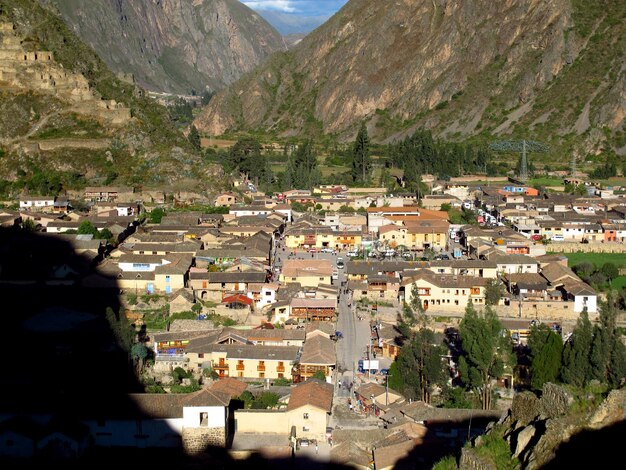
557 252 626 268
528 176 564 187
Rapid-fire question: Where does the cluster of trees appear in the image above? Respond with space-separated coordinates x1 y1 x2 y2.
386 129 494 189
66 220 113 242
572 261 620 290
224 138 273 187
389 293 626 411
284 139 322 189
238 390 280 409
390 300 511 410
524 301 626 392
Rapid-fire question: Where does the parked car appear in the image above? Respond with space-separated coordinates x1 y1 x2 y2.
299 438 310 447
332 271 338 280
321 248 334 253
347 250 359 257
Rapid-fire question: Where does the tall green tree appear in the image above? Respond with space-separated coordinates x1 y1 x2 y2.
284 139 321 189
561 309 593 387
351 122 371 184
589 294 626 387
187 125 201 151
485 279 504 306
395 328 446 403
458 304 509 409
528 324 563 390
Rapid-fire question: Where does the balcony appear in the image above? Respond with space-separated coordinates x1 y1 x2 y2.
214 363 229 370
155 354 186 362
257 365 266 372
236 364 245 371
277 365 286 373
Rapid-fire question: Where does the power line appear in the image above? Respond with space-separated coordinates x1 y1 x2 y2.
489 140 550 182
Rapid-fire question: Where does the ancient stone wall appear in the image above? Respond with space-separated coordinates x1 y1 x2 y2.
0 22 131 125
182 427 225 454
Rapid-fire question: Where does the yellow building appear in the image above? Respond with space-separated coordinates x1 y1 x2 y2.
378 219 449 251
280 259 333 287
402 269 488 311
185 343 300 381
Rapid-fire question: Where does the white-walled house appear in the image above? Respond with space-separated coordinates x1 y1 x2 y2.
19 196 54 211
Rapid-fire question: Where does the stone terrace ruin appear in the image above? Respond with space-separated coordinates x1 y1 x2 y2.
0 22 131 126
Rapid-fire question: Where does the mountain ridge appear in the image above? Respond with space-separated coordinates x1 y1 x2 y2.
195 0 626 159
48 0 285 95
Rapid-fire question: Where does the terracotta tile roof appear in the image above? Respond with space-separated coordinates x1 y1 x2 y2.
305 321 336 337
282 259 333 278
287 379 333 412
299 335 336 365
222 294 253 306
373 438 416 469
209 378 248 398
129 387 230 418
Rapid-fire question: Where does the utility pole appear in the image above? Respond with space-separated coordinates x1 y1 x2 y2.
489 139 550 183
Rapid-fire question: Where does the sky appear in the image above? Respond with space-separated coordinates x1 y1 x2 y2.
242 0 349 18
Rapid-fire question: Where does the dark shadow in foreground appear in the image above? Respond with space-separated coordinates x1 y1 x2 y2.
0 227 357 469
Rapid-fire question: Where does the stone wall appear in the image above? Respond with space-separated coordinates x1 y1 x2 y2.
182 426 225 454
36 138 111 151
0 22 131 126
548 242 626 253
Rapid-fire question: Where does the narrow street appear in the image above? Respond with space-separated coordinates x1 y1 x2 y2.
334 264 370 398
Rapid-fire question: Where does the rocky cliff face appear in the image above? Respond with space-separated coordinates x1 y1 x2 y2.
459 383 626 469
195 0 626 157
50 0 284 94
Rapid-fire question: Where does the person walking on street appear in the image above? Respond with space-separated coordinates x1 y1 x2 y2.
315 443 319 454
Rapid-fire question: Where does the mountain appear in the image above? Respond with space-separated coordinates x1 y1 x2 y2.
254 9 330 35
48 0 285 95
195 0 626 158
0 0 223 193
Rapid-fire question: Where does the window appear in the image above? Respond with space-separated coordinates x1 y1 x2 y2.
278 373 284 378
166 275 170 281
303 413 309 419
259 372 265 378
320 277 324 281
238 372 243 378
198 353 204 359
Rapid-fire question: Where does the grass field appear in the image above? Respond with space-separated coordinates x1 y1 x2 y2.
528 176 564 187
557 252 626 268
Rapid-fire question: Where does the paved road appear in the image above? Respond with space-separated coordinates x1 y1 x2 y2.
335 265 370 398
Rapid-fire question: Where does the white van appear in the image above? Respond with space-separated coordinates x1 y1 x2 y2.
551 235 564 242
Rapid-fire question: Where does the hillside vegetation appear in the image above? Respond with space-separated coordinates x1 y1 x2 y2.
0 0 214 194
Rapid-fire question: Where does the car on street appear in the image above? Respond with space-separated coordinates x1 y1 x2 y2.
299 438 310 447
347 250 359 257
332 271 338 281
321 248 334 253
308 248 318 253
337 257 345 269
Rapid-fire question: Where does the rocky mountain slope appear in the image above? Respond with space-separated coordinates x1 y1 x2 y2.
458 383 626 469
195 0 626 158
48 0 285 95
0 0 223 191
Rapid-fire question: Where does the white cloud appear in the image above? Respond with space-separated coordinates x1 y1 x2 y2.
243 1 296 13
